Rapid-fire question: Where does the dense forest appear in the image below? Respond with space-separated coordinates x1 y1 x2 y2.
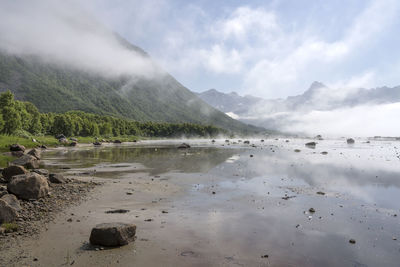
0 91 224 138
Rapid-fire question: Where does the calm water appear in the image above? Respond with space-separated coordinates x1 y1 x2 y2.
42 139 400 266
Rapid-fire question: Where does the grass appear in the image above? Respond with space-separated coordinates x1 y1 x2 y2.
1 222 18 233
0 134 143 167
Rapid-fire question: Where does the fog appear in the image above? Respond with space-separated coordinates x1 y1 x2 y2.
230 83 400 137
280 103 400 137
0 0 162 78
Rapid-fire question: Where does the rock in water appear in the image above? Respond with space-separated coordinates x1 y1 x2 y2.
9 144 26 152
347 138 355 144
1 194 21 211
7 173 49 200
93 141 102 146
177 143 190 149
2 165 28 182
69 141 78 147
49 173 66 184
114 140 122 144
89 223 136 247
27 148 41 160
0 199 18 224
10 155 40 169
305 142 317 148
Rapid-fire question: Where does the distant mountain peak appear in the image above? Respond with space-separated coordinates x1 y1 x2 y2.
309 81 327 90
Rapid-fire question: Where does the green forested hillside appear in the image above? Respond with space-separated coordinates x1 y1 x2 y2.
0 51 263 135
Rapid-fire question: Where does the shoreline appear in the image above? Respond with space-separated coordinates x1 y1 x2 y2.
0 175 102 266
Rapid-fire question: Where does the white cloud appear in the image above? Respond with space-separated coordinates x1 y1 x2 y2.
0 0 162 79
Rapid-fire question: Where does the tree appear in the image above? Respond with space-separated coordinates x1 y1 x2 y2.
0 90 14 111
2 106 22 134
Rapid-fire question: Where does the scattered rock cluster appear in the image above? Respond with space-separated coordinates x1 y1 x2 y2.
0 144 98 238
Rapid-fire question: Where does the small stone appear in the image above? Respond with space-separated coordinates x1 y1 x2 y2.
309 208 316 213
49 173 66 184
349 239 356 244
261 254 269 258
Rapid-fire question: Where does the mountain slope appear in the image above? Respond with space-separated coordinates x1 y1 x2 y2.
0 51 263 134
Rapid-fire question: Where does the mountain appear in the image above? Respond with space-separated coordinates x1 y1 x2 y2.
0 46 263 135
197 82 400 131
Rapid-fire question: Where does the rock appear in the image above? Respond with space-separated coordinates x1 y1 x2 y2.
89 223 136 247
93 142 102 146
2 165 28 182
32 138 37 143
294 149 301 152
347 138 355 144
59 138 68 144
32 169 49 177
49 173 66 184
9 144 26 152
69 141 78 147
70 137 78 142
211 139 215 143
11 151 25 158
105 209 130 214
27 148 41 160
7 172 49 200
321 151 328 155
244 140 250 144
40 145 47 149
349 239 356 244
1 194 21 211
261 140 264 142
316 191 325 195
0 186 7 197
309 208 316 213
315 135 323 140
0 199 18 224
305 142 317 148
10 154 40 169
56 134 66 140
177 143 190 149
114 140 122 144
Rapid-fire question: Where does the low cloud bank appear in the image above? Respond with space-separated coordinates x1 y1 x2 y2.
0 0 161 79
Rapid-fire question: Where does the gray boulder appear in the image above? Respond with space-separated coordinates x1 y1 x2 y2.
0 186 7 198
89 223 136 247
0 199 17 224
27 148 41 160
7 172 49 200
10 144 25 152
49 173 66 184
2 165 28 182
10 154 40 169
32 169 49 178
1 194 21 211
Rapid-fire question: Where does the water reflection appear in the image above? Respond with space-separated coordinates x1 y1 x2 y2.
43 145 239 175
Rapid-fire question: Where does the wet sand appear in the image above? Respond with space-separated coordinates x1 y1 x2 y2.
6 138 400 266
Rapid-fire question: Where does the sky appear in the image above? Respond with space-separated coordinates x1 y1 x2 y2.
83 0 400 99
